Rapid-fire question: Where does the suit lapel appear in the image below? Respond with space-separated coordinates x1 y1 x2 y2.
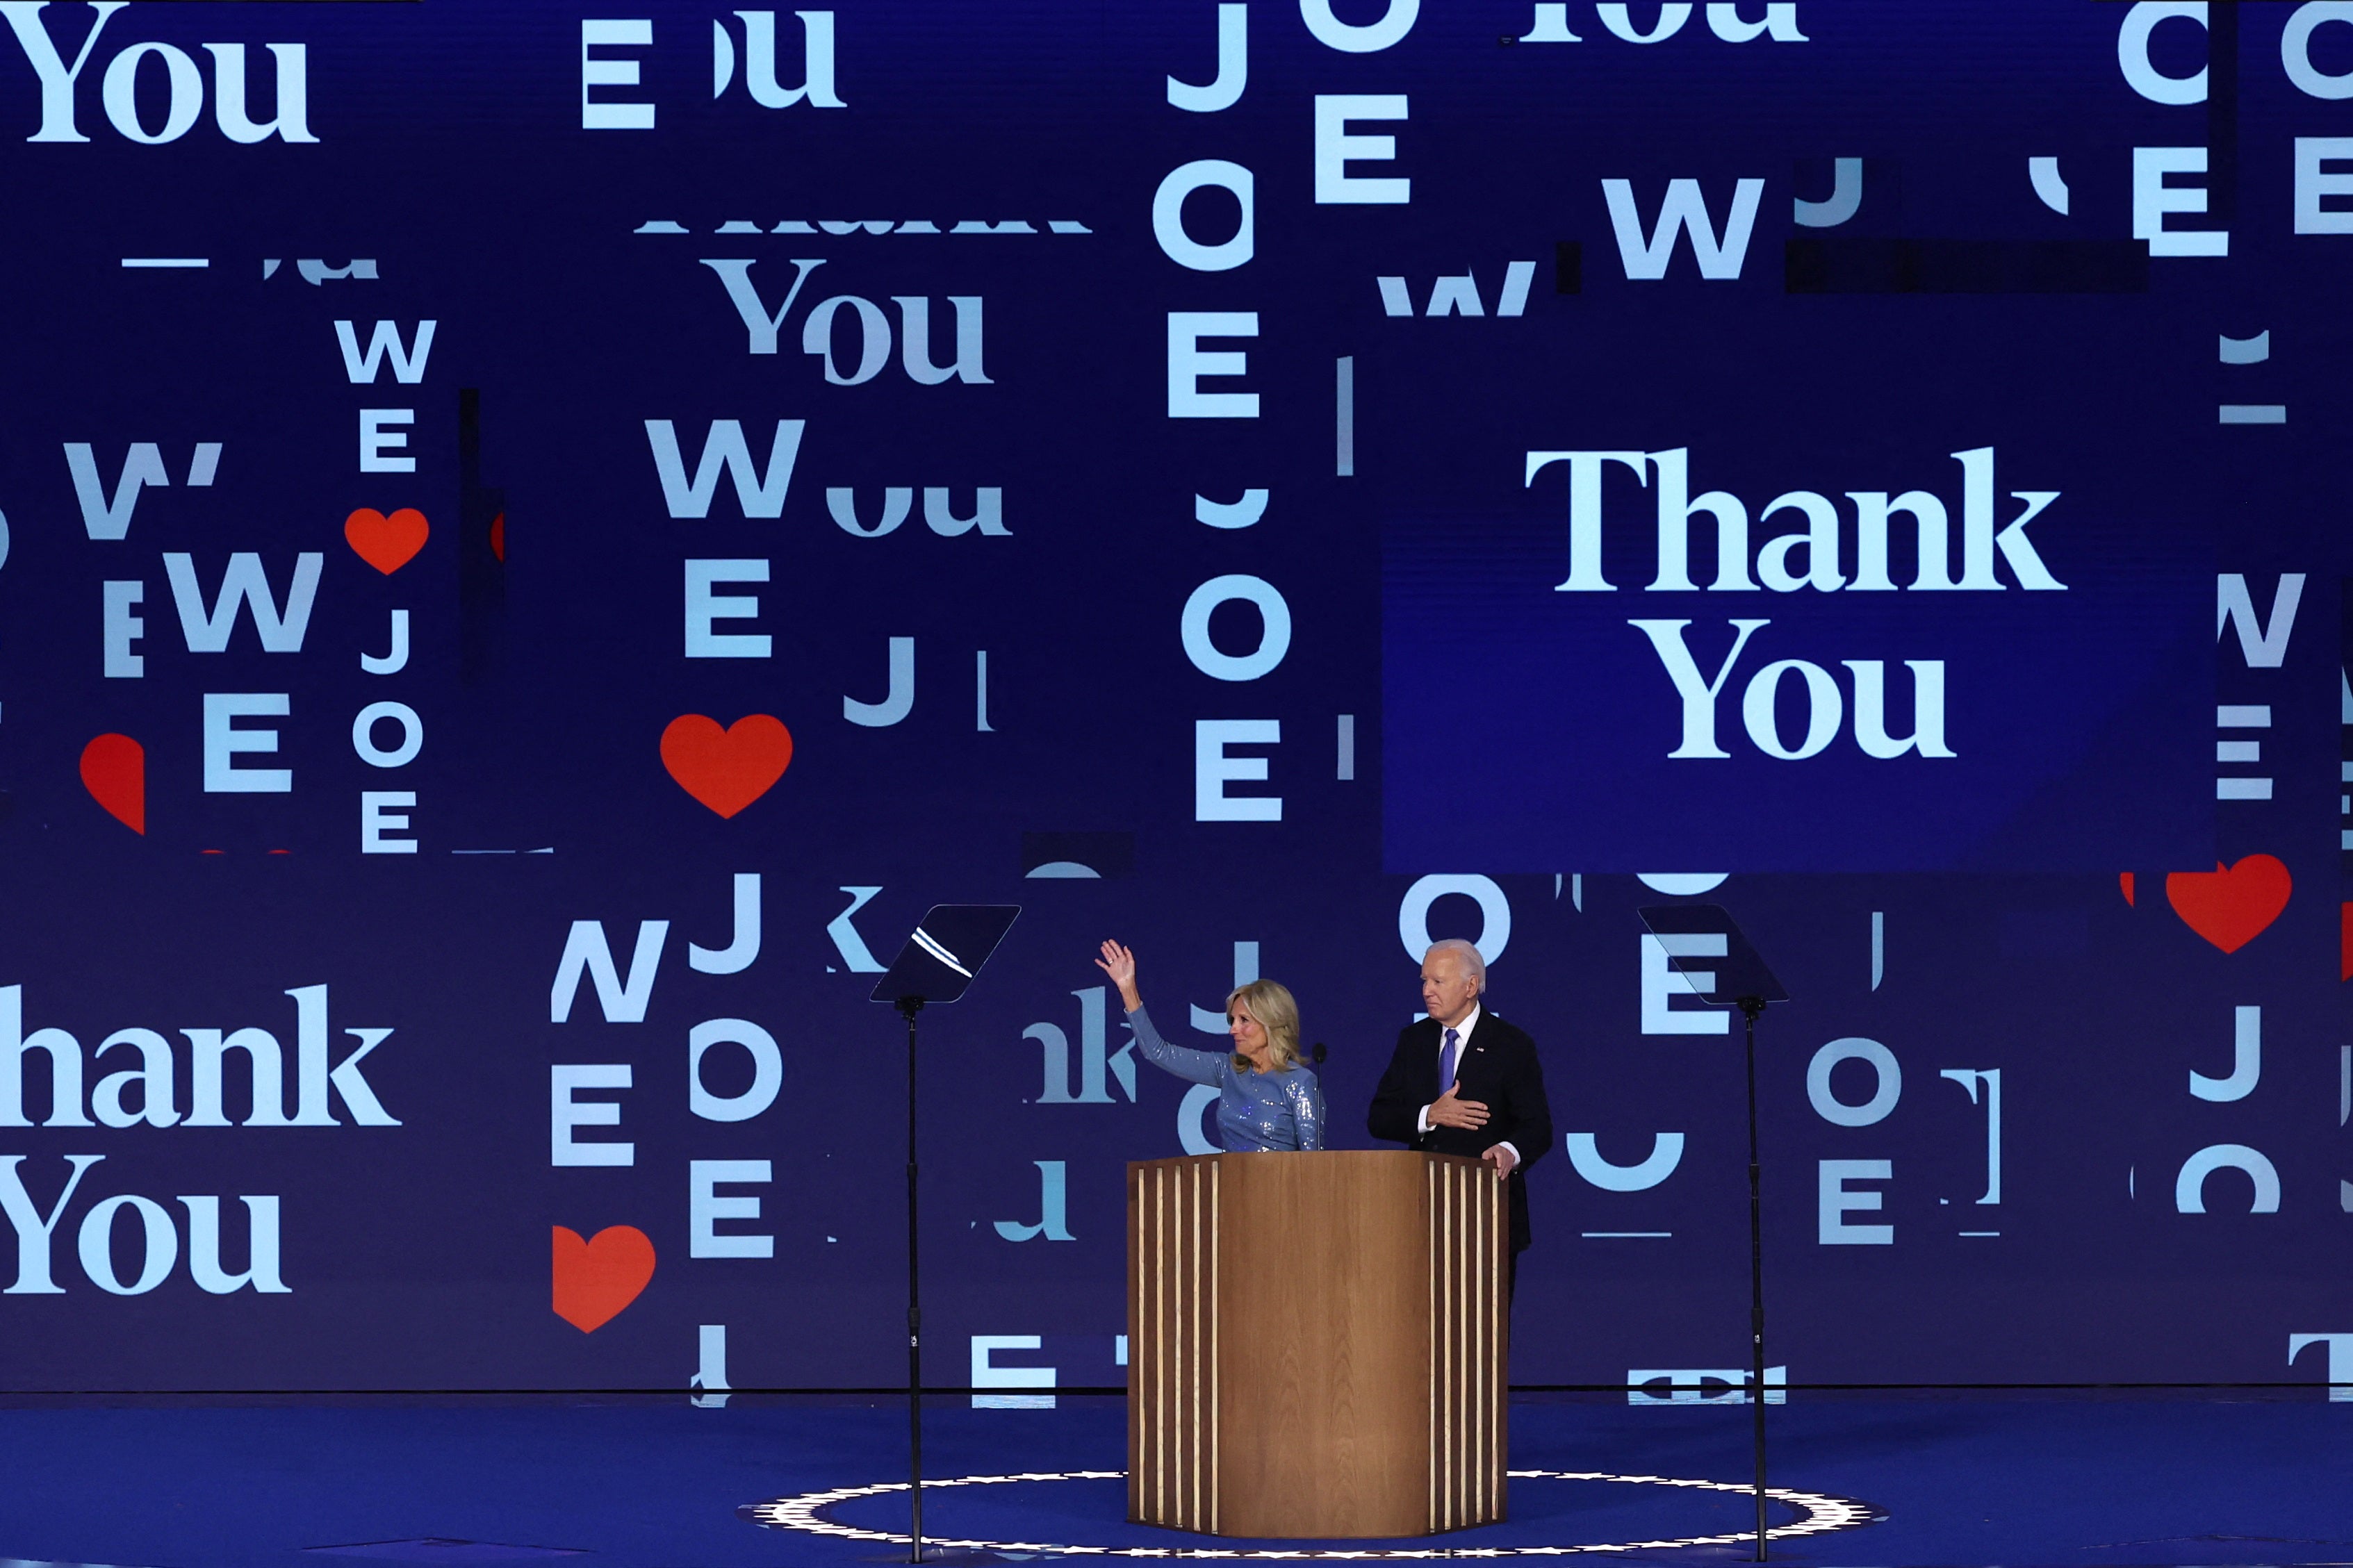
1414 1017 1445 1098
1454 1012 1505 1099
1457 1043 1490 1100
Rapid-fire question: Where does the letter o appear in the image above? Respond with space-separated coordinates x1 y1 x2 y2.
102 42 204 143
2117 1 2209 105
2284 3 2353 99
1398 874 1512 967
1153 160 1254 272
1741 659 1842 759
78 1194 178 1294
1566 1131 1686 1191
1181 574 1291 681
801 296 892 385
1300 0 1418 51
2174 1143 2281 1212
689 1018 783 1123
1807 1037 1901 1127
352 702 423 768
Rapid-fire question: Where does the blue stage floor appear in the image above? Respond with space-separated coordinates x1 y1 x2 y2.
0 1392 2345 1567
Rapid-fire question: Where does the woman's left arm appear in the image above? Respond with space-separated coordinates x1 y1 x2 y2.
1289 1071 1327 1152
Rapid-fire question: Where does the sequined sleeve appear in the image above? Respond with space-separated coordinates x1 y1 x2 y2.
1286 1068 1326 1151
1124 1004 1227 1087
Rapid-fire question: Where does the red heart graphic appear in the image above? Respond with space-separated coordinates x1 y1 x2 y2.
2165 855 2292 955
345 507 429 575
661 714 792 818
79 734 145 834
550 1225 655 1333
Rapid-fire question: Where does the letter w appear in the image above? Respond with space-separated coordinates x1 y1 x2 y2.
163 554 324 652
335 320 437 383
1602 178 1766 280
550 921 670 1023
2215 573 2304 668
643 420 805 518
65 443 167 540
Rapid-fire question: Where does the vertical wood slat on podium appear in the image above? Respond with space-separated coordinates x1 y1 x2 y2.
1128 1150 1505 1540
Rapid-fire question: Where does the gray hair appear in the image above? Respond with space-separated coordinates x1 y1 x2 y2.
1425 938 1486 991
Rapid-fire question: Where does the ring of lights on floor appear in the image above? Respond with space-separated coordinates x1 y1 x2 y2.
740 1467 1881 1558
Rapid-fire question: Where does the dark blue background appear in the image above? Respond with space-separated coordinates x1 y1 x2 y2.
0 1 2344 1392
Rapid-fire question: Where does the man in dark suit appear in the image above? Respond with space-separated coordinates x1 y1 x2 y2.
1368 938 1554 1300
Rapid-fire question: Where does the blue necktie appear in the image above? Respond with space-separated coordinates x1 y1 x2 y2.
1438 1027 1459 1096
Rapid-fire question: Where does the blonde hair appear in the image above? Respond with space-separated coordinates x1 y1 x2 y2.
1226 979 1304 1072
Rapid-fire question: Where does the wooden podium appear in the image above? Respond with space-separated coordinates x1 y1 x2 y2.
1126 1150 1507 1540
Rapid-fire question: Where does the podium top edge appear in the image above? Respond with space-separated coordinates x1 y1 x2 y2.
1126 1149 1491 1173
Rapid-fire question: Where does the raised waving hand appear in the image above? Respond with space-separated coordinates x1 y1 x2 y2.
1094 939 1142 1012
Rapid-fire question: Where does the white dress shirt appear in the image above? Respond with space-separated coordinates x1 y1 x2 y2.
1417 1004 1520 1168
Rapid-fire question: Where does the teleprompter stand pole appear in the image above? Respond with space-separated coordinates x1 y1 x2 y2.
1638 904 1785 1562
1739 993 1769 1562
869 904 1022 1565
900 993 926 1563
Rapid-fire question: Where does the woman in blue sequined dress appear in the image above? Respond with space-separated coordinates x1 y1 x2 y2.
1094 939 1325 1152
